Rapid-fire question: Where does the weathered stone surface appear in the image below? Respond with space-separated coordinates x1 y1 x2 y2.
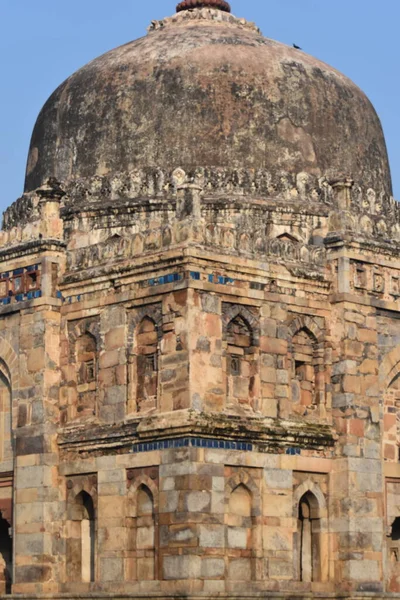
0 1 399 599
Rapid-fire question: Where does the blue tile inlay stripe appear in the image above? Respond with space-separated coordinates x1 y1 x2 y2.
286 447 301 456
144 273 183 288
133 437 253 454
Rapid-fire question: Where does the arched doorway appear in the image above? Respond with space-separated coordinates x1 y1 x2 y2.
67 490 96 583
296 490 324 583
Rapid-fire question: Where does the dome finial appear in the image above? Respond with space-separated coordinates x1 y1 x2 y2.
176 0 231 13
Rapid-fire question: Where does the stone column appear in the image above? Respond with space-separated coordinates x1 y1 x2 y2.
328 251 383 592
13 304 62 594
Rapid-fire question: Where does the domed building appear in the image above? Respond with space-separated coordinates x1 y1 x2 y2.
0 0 400 597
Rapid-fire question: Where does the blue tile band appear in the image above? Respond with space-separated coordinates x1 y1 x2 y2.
133 437 253 453
286 447 301 456
143 273 183 288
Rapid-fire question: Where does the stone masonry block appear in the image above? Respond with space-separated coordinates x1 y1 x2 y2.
163 555 201 580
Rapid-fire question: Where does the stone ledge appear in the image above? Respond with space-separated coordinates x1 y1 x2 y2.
58 410 336 455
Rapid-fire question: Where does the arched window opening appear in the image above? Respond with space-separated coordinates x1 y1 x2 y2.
127 484 156 581
0 513 12 594
136 318 158 414
77 491 95 583
226 484 253 581
290 328 321 414
226 316 256 408
75 334 97 417
297 491 321 583
67 491 96 584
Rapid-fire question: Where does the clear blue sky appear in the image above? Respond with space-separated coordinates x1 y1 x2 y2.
1 0 399 215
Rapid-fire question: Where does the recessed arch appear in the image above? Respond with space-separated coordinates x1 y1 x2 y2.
127 312 160 415
0 338 19 404
67 318 100 362
126 474 158 582
222 305 260 345
381 346 400 391
287 316 327 413
225 470 260 582
127 305 163 352
287 315 324 344
225 469 261 515
293 483 327 584
223 306 260 412
229 483 252 518
70 490 96 584
293 480 327 519
127 474 159 517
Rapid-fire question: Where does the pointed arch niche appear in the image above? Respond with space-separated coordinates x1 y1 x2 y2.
287 316 328 418
225 469 262 582
222 305 260 412
126 470 158 582
293 481 328 584
65 318 100 422
127 306 162 416
66 475 97 586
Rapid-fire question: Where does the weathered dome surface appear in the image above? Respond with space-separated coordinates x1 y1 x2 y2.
24 7 392 197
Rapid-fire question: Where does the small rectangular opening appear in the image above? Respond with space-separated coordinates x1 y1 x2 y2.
145 354 157 374
85 360 95 383
230 355 241 376
295 360 306 381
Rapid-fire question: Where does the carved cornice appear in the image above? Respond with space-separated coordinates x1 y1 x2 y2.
4 166 399 232
58 410 336 456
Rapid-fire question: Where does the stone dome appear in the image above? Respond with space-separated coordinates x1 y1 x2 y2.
24 3 392 198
